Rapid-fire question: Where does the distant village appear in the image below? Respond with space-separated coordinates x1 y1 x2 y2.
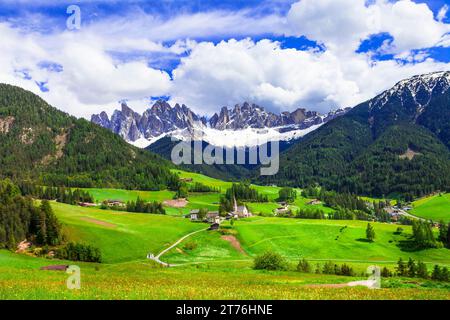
187 197 252 230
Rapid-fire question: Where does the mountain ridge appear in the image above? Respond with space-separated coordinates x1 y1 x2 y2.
260 71 450 198
91 101 349 148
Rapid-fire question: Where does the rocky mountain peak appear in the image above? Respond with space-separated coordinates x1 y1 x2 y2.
92 100 349 147
370 71 450 113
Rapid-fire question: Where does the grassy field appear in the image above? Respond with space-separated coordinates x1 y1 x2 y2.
81 188 175 203
411 193 450 223
232 217 450 265
52 202 205 263
83 170 333 217
173 169 232 191
2 169 449 300
1 251 449 300
160 216 450 267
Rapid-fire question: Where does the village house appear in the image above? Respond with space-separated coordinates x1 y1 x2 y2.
79 202 97 207
208 223 220 231
307 199 322 205
205 211 220 224
189 209 200 221
385 207 403 222
232 197 251 218
226 212 238 220
105 199 126 207
389 212 401 222
275 207 290 215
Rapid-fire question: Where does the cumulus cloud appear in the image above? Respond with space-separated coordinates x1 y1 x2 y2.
0 22 173 117
286 0 450 54
170 38 450 115
171 39 359 114
0 1 450 119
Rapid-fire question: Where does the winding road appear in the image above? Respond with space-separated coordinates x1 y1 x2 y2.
147 228 208 267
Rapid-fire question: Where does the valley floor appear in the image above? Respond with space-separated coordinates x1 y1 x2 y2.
1 170 449 300
0 251 449 300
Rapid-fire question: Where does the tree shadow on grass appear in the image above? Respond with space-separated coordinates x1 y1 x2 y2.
397 240 425 252
356 238 372 243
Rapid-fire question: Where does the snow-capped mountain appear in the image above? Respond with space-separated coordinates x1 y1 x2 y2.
370 71 450 113
91 101 349 148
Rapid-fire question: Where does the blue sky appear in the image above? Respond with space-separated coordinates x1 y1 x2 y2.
0 0 449 117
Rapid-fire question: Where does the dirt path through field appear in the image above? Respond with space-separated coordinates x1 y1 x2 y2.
163 198 188 208
147 228 208 267
221 235 247 255
306 280 377 289
79 217 116 228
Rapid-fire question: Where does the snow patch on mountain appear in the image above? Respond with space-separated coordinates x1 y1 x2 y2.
93 100 349 148
370 71 450 111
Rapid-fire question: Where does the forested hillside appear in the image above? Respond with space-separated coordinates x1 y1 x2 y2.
260 72 450 198
0 84 178 190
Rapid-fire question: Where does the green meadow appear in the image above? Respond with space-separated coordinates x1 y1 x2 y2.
411 193 450 223
82 188 175 203
2 250 449 300
52 202 205 263
1 170 449 300
81 170 332 217
233 218 450 264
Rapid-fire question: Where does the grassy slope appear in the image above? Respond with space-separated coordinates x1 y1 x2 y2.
233 217 450 265
83 170 333 216
81 187 222 216
52 202 205 263
51 201 450 267
83 188 175 203
52 171 450 268
3 169 449 299
1 251 448 300
411 193 450 223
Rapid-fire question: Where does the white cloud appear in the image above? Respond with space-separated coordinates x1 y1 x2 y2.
0 22 172 117
170 38 450 115
85 9 286 42
286 0 450 54
437 4 449 22
0 1 449 120
170 39 361 114
287 0 376 51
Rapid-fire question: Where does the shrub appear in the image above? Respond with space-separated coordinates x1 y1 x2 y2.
322 261 335 274
297 258 311 273
339 263 354 276
56 242 102 263
381 267 392 277
183 241 198 251
253 251 287 271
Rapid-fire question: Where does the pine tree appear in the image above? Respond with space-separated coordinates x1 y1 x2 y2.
417 261 428 279
366 223 375 242
41 200 61 245
431 265 442 281
36 211 47 245
440 267 449 282
297 258 311 273
322 261 334 274
340 264 354 276
396 258 407 276
381 267 392 277
447 222 450 249
315 263 321 274
438 220 447 243
407 258 417 277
